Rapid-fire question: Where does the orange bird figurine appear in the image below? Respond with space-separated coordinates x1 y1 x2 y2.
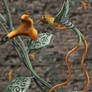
8 13 38 40
0 13 38 45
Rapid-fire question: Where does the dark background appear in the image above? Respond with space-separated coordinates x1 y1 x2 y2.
0 0 92 92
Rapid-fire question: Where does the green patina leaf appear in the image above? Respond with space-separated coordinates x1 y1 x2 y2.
27 33 53 50
55 0 70 22
0 13 7 23
4 77 31 92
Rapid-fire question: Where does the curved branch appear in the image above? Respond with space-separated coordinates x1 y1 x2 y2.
82 40 90 92
49 45 80 92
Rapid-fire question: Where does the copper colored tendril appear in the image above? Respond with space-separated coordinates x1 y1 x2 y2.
49 40 90 92
49 45 80 92
82 40 90 92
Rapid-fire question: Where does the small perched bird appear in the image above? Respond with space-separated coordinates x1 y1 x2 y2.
40 14 68 30
38 0 69 30
0 13 38 45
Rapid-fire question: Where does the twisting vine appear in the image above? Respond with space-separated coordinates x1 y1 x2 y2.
82 40 90 92
49 45 80 92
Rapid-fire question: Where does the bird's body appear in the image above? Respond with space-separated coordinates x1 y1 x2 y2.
7 21 37 40
7 14 38 40
41 14 55 25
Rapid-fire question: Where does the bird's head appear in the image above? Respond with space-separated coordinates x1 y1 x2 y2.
21 13 34 25
38 14 55 25
21 13 30 20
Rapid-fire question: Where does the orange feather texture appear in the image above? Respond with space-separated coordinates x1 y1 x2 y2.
7 14 38 40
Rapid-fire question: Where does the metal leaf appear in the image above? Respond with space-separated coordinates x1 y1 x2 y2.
0 13 7 23
55 0 70 22
4 77 31 92
27 33 53 50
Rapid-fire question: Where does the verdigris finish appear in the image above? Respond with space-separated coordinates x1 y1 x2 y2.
4 77 31 92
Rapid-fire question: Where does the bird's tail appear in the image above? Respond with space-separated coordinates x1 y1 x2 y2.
0 35 10 45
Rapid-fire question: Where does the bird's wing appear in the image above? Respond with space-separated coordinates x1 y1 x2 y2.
55 0 70 22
